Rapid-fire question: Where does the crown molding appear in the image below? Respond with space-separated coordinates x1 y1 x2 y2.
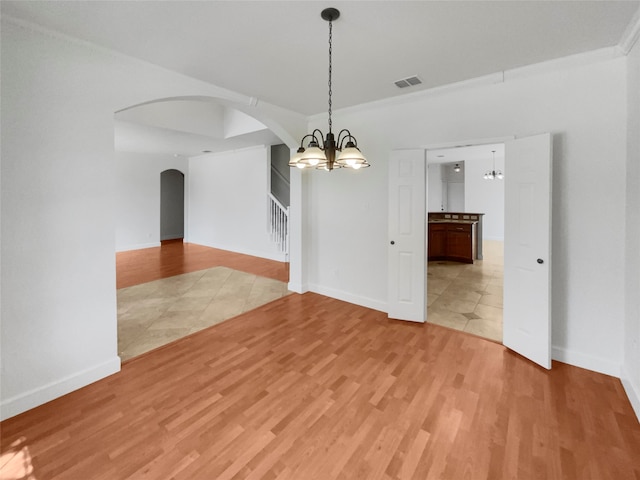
308 72 504 124
618 5 640 55
1 14 256 108
504 47 621 82
315 47 624 122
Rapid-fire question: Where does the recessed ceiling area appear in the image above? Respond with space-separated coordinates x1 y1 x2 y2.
114 100 282 157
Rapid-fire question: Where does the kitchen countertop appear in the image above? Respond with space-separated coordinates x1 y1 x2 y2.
428 219 478 224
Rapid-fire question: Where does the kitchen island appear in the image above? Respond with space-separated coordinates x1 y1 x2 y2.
428 212 484 263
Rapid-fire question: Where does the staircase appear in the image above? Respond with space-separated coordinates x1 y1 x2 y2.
268 193 289 254
269 144 290 257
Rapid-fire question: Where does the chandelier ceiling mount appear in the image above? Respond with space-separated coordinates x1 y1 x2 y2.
289 8 369 171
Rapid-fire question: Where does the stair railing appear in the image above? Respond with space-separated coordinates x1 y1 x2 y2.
268 193 289 256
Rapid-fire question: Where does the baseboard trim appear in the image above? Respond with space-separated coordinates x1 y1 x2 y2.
551 345 620 377
0 356 121 421
308 283 387 313
287 281 308 294
621 366 640 422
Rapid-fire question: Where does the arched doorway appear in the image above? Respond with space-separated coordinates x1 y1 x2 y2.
114 97 300 361
160 169 185 242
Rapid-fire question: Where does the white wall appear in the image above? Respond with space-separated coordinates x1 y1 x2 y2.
188 147 285 262
305 54 628 376
442 164 465 212
623 38 640 419
115 148 287 260
427 164 444 212
115 152 187 251
0 19 302 420
465 158 505 240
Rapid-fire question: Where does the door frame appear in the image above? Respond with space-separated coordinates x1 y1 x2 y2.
420 134 554 368
422 136 514 327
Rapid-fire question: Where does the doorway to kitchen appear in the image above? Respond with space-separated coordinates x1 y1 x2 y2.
425 143 505 343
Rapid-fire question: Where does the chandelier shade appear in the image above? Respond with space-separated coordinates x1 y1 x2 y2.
289 8 369 172
298 143 327 167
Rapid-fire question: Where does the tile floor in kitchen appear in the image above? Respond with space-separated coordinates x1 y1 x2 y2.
427 240 503 342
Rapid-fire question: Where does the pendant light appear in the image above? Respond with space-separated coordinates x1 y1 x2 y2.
289 8 369 171
484 150 503 180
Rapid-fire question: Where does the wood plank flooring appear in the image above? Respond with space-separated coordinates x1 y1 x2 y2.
2 293 640 479
115 241 291 362
116 240 289 289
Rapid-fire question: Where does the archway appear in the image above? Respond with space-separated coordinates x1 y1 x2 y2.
114 96 300 360
160 169 185 242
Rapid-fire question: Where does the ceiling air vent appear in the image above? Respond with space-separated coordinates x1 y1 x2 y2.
394 75 422 89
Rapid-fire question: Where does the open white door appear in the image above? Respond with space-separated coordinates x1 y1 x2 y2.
388 149 426 322
504 133 553 369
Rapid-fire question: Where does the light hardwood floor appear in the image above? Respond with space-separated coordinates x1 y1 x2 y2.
116 241 291 361
1 246 639 479
116 240 289 288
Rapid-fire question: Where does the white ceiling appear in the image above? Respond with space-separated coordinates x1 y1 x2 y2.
3 1 639 117
3 1 638 157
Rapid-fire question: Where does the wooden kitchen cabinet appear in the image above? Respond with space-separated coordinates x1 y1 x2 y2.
428 223 447 258
428 212 484 259
428 221 477 263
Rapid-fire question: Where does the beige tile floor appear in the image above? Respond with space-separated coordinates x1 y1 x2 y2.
117 266 290 361
427 240 504 342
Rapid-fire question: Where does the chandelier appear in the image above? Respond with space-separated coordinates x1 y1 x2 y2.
289 8 369 171
484 150 503 180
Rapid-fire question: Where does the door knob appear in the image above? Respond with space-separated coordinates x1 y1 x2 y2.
390 241 395 245
537 258 544 264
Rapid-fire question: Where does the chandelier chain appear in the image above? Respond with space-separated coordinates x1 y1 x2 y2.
288 8 369 171
328 18 333 132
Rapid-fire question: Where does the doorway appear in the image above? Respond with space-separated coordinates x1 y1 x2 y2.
426 144 505 342
388 134 552 368
160 169 185 242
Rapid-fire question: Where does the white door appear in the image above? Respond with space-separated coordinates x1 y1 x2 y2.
388 150 426 322
504 133 553 369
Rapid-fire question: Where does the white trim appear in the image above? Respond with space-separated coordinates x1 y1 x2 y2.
618 6 640 55
504 47 621 82
315 48 624 120
287 281 307 294
0 357 121 421
621 366 640 422
308 283 387 314
422 136 514 152
311 73 504 122
1 15 254 107
551 345 621 378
